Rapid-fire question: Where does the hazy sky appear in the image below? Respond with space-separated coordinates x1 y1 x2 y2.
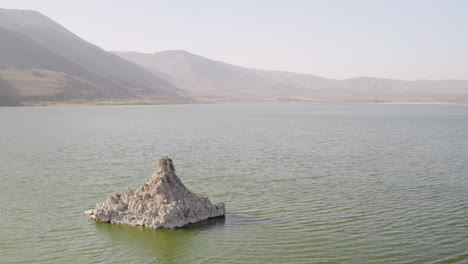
1 0 467 80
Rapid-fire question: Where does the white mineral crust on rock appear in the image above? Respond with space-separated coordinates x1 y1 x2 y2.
85 157 225 228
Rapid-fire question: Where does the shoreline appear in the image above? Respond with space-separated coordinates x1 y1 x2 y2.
3 99 467 107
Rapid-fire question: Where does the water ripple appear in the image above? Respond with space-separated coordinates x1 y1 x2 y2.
1 104 467 263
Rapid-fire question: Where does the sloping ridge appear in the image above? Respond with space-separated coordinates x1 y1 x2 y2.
0 8 188 106
0 25 112 101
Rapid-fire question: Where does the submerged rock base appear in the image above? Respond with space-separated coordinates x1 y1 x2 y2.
85 157 225 228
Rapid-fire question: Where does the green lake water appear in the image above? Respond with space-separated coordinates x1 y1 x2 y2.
0 104 467 263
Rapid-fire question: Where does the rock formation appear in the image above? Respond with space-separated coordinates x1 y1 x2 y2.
85 157 225 228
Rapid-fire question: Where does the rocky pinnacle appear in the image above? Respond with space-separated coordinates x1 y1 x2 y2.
85 157 225 228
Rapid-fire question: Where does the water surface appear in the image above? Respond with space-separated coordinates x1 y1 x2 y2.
0 104 467 263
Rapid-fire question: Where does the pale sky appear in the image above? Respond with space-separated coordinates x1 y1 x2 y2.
1 0 467 80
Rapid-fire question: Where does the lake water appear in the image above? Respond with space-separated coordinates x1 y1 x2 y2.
0 104 467 264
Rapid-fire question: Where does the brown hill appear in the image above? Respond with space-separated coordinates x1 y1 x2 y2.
0 9 188 106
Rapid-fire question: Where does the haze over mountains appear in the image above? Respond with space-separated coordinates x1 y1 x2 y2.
114 50 468 103
1 8 468 106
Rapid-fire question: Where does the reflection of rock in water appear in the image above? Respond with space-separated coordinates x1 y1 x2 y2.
93 222 197 263
181 215 226 230
85 157 225 228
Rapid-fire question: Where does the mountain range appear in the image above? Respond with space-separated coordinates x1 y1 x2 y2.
113 50 468 103
1 8 468 106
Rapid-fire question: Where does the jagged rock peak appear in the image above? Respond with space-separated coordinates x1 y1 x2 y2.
158 157 175 173
85 157 225 228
